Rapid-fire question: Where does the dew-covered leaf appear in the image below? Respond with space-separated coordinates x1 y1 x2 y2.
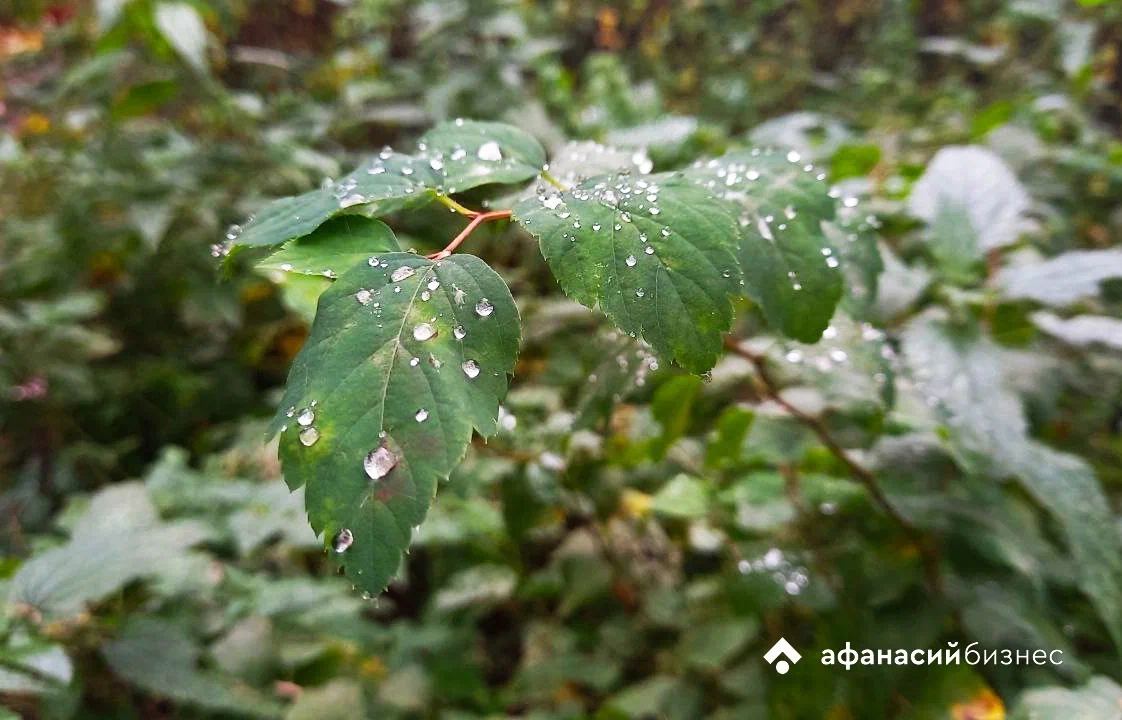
514 173 741 373
908 146 1030 258
826 215 883 319
232 154 440 250
270 253 520 595
997 249 1122 306
545 140 654 186
420 119 546 193
681 150 845 341
256 216 400 277
769 312 895 413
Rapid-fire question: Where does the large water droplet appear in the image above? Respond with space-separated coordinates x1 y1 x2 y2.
355 289 374 305
415 408 429 423
364 445 398 481
453 325 467 340
299 427 319 446
462 359 481 379
625 254 637 267
477 141 503 162
475 298 494 317
332 528 354 553
413 323 437 341
391 266 415 283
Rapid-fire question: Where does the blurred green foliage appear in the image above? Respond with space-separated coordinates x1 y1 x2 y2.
3 0 1122 718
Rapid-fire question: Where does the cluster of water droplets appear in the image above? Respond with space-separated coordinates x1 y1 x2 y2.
737 547 811 597
282 401 322 447
546 141 654 187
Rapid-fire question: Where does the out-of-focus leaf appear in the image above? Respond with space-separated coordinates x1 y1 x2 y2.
680 619 759 671
286 679 366 720
7 483 212 619
997 249 1122 306
103 618 282 718
651 474 709 519
908 147 1030 274
154 3 210 73
903 313 1122 655
1012 677 1122 720
649 375 703 457
1031 312 1122 351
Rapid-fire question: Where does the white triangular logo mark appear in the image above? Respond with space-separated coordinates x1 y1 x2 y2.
764 637 801 674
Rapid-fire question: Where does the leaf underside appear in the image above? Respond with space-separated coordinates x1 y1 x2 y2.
271 252 520 594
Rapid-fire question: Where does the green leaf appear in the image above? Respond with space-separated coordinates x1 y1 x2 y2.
271 253 520 595
1013 677 1122 720
8 483 212 619
681 150 844 342
233 122 544 251
680 619 759 671
514 173 741 372
1031 312 1122 351
649 375 703 458
903 313 1122 655
830 143 881 180
651 474 709 519
154 3 210 73
997 249 1122 306
233 153 439 249
420 119 547 192
286 679 366 720
103 618 282 718
256 216 400 277
908 146 1030 256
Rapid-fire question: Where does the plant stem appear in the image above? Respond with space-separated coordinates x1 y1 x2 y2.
435 193 480 217
541 170 568 192
722 336 944 595
426 209 513 260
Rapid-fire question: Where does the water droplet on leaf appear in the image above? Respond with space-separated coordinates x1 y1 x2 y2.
364 445 398 481
332 528 354 553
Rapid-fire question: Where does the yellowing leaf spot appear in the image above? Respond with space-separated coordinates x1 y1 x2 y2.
952 689 1005 720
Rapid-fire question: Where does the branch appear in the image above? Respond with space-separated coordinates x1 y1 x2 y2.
722 336 944 594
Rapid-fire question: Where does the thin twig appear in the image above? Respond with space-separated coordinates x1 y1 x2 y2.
723 336 944 594
425 209 513 260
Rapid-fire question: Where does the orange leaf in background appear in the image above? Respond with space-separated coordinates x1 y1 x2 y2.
596 8 622 51
20 113 50 135
0 28 43 57
952 689 1005 720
